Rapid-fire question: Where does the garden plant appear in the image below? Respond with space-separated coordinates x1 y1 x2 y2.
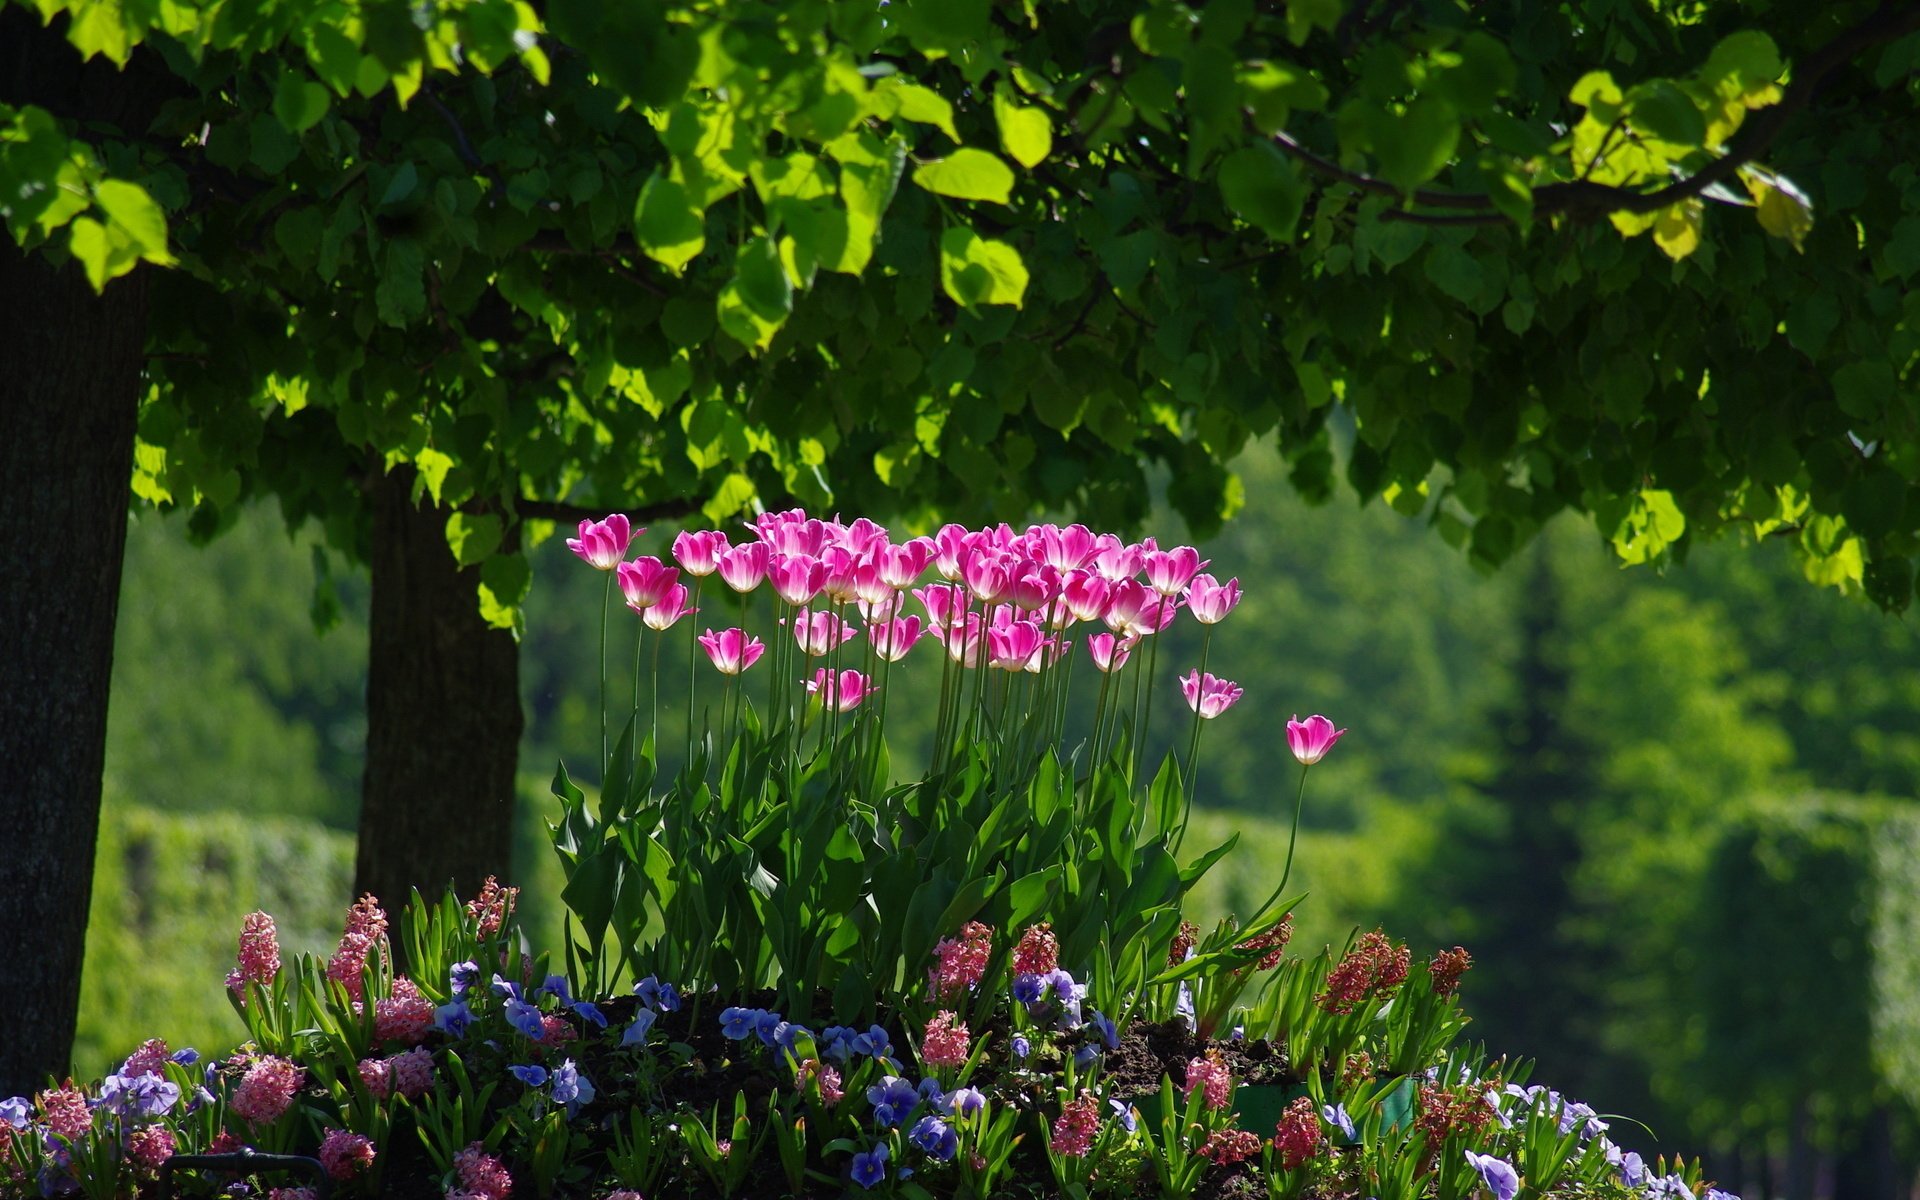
1 513 1737 1200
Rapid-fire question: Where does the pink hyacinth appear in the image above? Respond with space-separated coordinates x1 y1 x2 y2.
1200 1128 1263 1165
37 1081 90 1140
868 615 925 663
357 1057 391 1100
232 1057 304 1126
922 1011 971 1067
319 1129 377 1181
786 608 858 657
1183 1051 1233 1111
122 1038 171 1079
1180 671 1243 720
878 538 935 588
375 977 434 1045
387 1047 436 1099
1085 632 1134 674
929 921 992 1000
466 876 518 940
1051 1091 1101 1157
1287 714 1347 765
715 543 770 593
128 1125 176 1170
453 1142 513 1200
1143 546 1208 596
672 529 728 576
565 515 634 571
1273 1096 1323 1169
641 583 698 632
329 898 389 1004
768 553 827 606
266 1190 317 1200
1184 574 1241 625
1012 922 1058 976
227 911 281 994
807 668 874 712
698 628 766 675
617 557 679 611
539 1015 577 1046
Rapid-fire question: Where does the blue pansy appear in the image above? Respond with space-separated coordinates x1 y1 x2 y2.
1 1097 32 1132
909 1115 958 1161
490 973 522 1001
850 1141 889 1189
449 961 480 996
1463 1151 1519 1200
1074 1045 1099 1069
505 997 546 1040
1088 1010 1119 1050
719 1007 759 1040
550 1059 594 1114
1322 1103 1355 1140
434 999 474 1038
1011 974 1045 1005
1011 1035 1031 1060
1647 1175 1694 1198
622 1008 658 1047
169 1048 200 1067
1108 1098 1138 1134
851 1025 893 1059
867 1075 919 1128
509 1064 549 1087
754 1011 787 1047
571 1000 609 1029
632 976 680 1012
820 1026 857 1062
946 1087 986 1117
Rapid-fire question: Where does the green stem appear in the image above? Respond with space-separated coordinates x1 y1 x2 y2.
1249 763 1312 921
686 577 703 773
1183 628 1212 796
598 570 614 770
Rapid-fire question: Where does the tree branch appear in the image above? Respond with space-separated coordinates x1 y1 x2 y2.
1276 0 1920 221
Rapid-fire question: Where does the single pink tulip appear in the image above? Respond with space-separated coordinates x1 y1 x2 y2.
566 515 634 571
716 543 770 593
932 524 976 581
1090 538 1143 584
1143 547 1209 597
869 615 925 662
841 517 891 555
878 538 936 588
1036 523 1099 572
1086 632 1133 674
768 554 828 606
618 556 679 610
641 584 697 631
807 667 875 712
858 591 907 624
819 546 863 605
751 509 825 557
1009 562 1058 612
698 628 765 675
987 619 1046 671
1286 714 1346 765
1126 593 1183 637
672 530 728 577
785 608 858 657
1180 670 1243 719
1102 580 1155 632
930 612 986 667
1022 637 1068 673
914 583 972 632
960 549 1015 605
1184 574 1241 625
1060 571 1110 623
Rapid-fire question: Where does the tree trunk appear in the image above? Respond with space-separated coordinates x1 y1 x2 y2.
355 468 522 924
0 246 148 1095
0 11 168 1098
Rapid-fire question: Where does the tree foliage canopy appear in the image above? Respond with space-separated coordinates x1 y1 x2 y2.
6 0 1920 613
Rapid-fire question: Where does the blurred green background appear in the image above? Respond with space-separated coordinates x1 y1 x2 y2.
80 445 1920 1198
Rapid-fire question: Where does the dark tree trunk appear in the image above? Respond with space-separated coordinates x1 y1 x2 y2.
0 10 168 1098
0 246 148 1095
355 468 523 922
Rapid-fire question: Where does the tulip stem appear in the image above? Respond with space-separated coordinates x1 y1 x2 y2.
1251 763 1312 922
598 570 614 772
1183 629 1212 797
649 629 662 772
685 577 702 773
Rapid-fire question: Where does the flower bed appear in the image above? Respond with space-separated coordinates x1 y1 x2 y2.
5 513 1737 1200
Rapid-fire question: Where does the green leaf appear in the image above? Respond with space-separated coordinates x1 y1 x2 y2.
634 173 706 271
479 553 532 631
1705 31 1783 90
938 226 1029 308
1366 97 1459 192
273 73 332 134
993 89 1052 169
875 79 959 142
1626 80 1706 147
375 239 425 327
415 447 455 504
92 179 169 261
66 216 111 291
1216 144 1304 240
911 148 1016 204
445 512 502 567
1843 467 1907 541
1833 360 1895 420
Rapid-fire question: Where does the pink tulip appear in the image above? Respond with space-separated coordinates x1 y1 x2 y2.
960 550 1014 606
1102 580 1155 632
930 612 986 667
768 554 828 606
618 556 679 610
841 517 891 555
914 583 972 633
1009 562 1058 612
851 559 895 609
566 515 634 571
858 591 907 624
1036 523 1099 572
932 524 976 581
1184 574 1241 625
819 546 863 605
987 619 1046 671
1022 637 1068 674
807 668 875 712
785 608 858 657
716 543 770 593
672 530 729 577
869 615 925 662
1180 671 1243 720
641 584 697 631
1090 538 1143 584
1086 632 1134 674
698 628 766 675
1126 593 1183 637
1143 547 1209 597
752 509 826 557
1286 714 1347 765
878 538 936 588
1059 571 1110 623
